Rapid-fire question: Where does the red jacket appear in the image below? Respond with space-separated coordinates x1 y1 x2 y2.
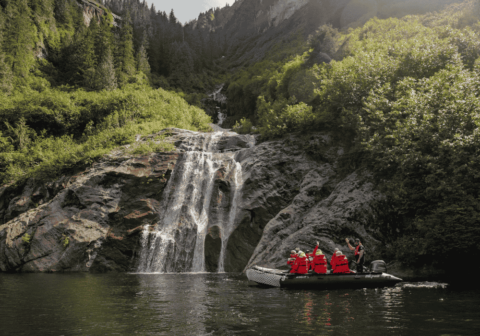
311 246 327 274
292 255 309 274
333 254 351 274
330 254 337 269
287 254 296 266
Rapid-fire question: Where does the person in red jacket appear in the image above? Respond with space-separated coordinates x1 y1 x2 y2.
332 251 351 274
306 250 314 270
287 250 297 269
330 248 339 271
289 250 299 273
311 242 327 274
292 251 309 274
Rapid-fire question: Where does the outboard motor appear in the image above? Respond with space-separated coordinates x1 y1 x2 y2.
370 260 387 273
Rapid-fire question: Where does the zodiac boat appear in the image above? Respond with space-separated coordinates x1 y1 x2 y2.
246 261 402 289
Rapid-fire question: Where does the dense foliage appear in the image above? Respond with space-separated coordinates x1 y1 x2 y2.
0 84 211 184
0 0 212 185
228 1 480 271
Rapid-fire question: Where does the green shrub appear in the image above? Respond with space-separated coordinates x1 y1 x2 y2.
21 233 31 245
223 3 480 271
0 84 212 185
129 140 175 155
62 235 69 248
233 118 254 134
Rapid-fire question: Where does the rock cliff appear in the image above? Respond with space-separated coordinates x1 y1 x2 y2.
0 128 386 273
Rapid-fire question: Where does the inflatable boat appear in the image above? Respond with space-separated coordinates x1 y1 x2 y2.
246 261 402 289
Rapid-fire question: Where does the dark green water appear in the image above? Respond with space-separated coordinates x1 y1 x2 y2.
0 273 478 335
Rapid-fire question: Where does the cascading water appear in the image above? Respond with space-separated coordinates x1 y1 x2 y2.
137 130 246 273
209 84 227 127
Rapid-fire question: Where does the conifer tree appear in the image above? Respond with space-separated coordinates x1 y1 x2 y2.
3 0 36 77
95 46 117 91
137 34 151 77
116 11 136 85
0 9 13 94
95 16 114 63
81 19 99 89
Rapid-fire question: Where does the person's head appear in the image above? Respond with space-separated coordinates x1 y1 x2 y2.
355 238 361 246
299 252 306 258
336 250 342 256
334 248 339 252
291 250 296 255
315 249 323 256
295 247 300 252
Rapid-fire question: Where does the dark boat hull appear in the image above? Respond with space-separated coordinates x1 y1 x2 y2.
246 266 402 289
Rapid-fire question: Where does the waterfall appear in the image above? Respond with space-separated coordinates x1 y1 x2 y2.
137 131 244 273
209 84 227 127
218 161 242 273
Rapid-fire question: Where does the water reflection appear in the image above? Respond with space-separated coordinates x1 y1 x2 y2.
0 274 479 336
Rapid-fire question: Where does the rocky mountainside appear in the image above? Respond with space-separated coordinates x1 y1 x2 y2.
0 128 385 273
196 0 463 66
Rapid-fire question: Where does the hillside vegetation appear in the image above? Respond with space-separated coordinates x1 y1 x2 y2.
0 0 212 186
228 1 480 271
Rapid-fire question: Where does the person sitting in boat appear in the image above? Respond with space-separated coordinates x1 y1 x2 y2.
306 250 314 270
287 250 297 268
332 250 351 274
330 248 339 270
311 242 327 274
291 251 309 274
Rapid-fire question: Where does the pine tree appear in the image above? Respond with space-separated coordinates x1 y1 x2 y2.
3 0 36 77
95 16 114 63
115 11 136 85
169 9 177 25
0 9 13 94
95 46 117 91
136 34 151 77
81 19 98 89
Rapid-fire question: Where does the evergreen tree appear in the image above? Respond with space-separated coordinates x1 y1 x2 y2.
169 9 177 25
137 34 151 77
95 16 114 63
0 9 13 94
169 42 194 88
116 11 136 85
81 19 98 89
95 46 117 91
3 0 36 77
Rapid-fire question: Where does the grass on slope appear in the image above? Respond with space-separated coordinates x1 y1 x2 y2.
0 83 212 185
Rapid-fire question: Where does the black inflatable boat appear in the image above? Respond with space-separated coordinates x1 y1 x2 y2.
246 261 402 289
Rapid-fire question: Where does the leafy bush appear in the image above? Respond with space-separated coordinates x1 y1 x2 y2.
223 3 480 271
129 139 175 155
22 233 31 245
233 118 254 134
62 235 69 248
0 84 212 185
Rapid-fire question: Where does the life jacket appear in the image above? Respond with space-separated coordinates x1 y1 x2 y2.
287 254 296 266
333 255 351 274
307 253 314 270
312 254 327 274
294 256 309 274
354 245 360 256
355 245 364 261
289 258 298 273
330 254 337 269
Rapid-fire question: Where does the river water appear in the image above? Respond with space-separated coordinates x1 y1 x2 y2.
0 273 479 336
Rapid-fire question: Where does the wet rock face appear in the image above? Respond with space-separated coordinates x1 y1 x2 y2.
205 226 222 272
224 133 385 272
0 150 178 272
0 128 385 273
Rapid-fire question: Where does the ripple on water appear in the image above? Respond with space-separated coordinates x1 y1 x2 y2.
0 273 479 336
